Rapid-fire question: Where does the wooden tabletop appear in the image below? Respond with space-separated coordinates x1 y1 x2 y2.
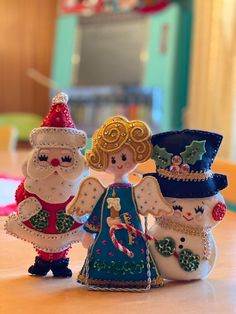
0 150 236 314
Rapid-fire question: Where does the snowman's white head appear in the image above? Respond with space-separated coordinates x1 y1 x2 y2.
166 193 227 228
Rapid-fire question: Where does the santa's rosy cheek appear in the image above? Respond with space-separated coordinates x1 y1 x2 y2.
173 211 181 218
212 202 227 221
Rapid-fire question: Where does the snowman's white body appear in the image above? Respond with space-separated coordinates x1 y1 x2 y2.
149 193 226 281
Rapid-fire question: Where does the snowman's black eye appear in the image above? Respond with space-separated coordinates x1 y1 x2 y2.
111 156 116 164
195 206 205 214
173 205 183 212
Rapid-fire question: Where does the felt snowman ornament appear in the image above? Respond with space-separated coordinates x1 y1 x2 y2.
146 130 228 280
5 92 87 277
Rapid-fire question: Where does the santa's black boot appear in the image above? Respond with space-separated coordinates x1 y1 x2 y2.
50 258 72 278
28 256 51 276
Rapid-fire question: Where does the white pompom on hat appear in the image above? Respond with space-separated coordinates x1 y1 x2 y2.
29 92 87 149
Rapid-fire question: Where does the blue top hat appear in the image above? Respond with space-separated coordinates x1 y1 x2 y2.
144 129 228 198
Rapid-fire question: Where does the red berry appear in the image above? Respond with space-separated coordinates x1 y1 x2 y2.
180 163 190 174
172 155 182 166
170 165 180 173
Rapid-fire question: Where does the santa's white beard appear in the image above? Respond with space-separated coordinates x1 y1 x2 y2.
24 150 87 203
24 172 86 204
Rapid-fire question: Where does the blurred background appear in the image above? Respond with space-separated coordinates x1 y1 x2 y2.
0 0 236 160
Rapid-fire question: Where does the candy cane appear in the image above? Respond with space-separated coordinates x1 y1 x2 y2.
109 223 157 258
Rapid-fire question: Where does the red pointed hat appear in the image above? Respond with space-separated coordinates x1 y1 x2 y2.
30 92 87 149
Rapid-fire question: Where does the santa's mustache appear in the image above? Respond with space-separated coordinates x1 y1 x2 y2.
27 153 86 181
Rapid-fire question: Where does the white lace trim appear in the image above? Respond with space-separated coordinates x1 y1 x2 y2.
30 127 87 149
5 213 84 253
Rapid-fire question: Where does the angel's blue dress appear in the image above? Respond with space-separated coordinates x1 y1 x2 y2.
78 183 162 288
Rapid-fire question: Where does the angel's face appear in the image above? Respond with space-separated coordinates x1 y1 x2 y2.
106 146 136 176
165 193 226 228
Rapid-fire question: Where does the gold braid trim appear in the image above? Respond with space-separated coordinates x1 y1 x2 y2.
77 274 164 288
156 217 211 260
156 168 213 182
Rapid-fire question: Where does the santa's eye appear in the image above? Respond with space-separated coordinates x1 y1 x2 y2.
38 154 48 161
111 156 116 164
61 155 72 163
121 153 127 161
173 205 183 212
195 206 205 214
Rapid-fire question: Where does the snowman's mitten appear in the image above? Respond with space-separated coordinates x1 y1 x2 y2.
155 237 176 257
178 249 200 272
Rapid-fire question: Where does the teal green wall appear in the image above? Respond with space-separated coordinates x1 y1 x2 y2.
52 14 78 89
144 4 181 131
52 4 192 131
144 2 192 131
174 1 192 129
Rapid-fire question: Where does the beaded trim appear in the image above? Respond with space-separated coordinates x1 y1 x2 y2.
5 214 84 253
30 127 87 149
110 183 131 189
156 168 213 182
156 217 211 260
78 274 164 288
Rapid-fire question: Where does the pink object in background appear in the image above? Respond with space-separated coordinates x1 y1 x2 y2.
0 174 23 216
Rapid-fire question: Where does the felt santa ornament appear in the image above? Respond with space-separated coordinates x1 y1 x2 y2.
145 130 228 280
5 92 87 277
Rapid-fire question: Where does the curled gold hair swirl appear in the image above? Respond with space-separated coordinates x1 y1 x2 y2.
97 117 129 153
86 116 152 171
127 122 152 162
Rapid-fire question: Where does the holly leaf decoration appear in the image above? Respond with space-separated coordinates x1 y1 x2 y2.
180 140 206 165
152 145 173 168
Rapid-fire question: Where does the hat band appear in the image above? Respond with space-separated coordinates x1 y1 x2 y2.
156 168 213 182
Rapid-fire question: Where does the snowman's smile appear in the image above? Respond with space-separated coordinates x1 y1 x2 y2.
183 215 194 221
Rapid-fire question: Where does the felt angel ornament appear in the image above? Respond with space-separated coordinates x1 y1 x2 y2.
5 93 87 277
66 116 173 290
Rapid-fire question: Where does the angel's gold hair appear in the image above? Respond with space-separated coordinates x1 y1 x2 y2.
86 116 152 171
